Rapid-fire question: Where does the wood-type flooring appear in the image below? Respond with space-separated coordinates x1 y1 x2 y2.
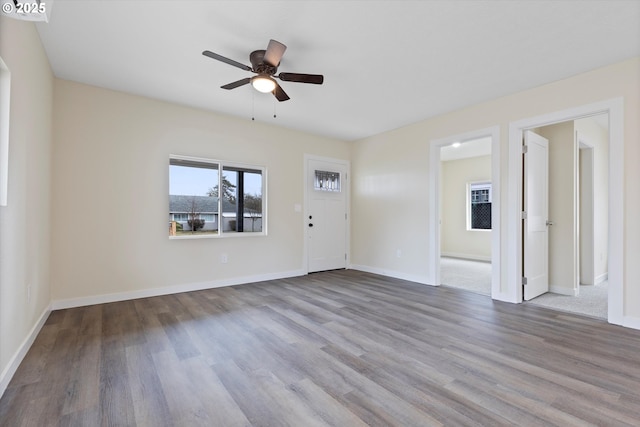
1 270 639 426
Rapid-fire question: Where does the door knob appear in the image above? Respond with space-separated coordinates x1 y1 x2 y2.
546 220 554 226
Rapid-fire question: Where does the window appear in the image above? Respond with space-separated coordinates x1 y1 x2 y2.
169 155 265 238
314 170 341 192
172 213 189 221
468 182 492 230
222 165 264 233
0 56 10 206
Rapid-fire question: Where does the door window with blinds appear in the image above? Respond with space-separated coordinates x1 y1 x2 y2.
468 182 492 230
314 170 341 192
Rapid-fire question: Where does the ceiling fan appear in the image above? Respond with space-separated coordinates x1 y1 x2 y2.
202 39 324 102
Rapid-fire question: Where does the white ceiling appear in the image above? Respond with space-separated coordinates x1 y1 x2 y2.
440 136 492 162
34 1 640 141
439 113 609 161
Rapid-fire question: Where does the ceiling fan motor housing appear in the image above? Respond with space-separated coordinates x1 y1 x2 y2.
250 50 278 75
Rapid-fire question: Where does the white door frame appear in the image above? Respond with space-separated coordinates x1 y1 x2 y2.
506 98 623 325
428 126 501 297
303 154 351 274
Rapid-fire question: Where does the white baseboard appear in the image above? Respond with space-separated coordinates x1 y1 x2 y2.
52 269 306 310
0 305 51 398
622 315 640 330
549 285 579 296
349 264 432 286
595 272 608 285
441 252 491 262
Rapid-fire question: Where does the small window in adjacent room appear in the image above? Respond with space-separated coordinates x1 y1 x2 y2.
169 155 265 238
468 182 492 230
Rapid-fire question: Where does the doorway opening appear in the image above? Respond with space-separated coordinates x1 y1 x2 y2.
524 114 609 319
440 137 493 296
507 98 623 325
429 126 500 299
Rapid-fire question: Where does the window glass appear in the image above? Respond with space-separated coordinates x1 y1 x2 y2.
314 170 341 192
222 166 263 233
169 158 219 236
469 182 492 230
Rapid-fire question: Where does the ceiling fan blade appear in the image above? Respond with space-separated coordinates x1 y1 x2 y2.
202 50 252 72
273 82 290 102
264 39 287 67
221 78 251 90
278 72 324 85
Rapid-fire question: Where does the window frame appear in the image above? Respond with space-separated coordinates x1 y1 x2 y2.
467 181 492 231
169 154 267 239
0 56 10 206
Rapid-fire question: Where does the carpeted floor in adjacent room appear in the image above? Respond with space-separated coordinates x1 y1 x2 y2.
440 256 607 319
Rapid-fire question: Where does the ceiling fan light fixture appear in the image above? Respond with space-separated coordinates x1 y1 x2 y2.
251 75 276 93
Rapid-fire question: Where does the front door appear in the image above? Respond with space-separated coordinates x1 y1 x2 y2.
523 130 550 300
306 157 347 273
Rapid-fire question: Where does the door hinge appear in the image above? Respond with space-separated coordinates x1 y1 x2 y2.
345 213 347 220
522 144 528 154
522 276 528 286
521 211 527 220
345 253 347 260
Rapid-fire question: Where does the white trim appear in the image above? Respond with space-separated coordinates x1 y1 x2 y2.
622 316 640 330
429 126 501 297
441 252 491 262
350 264 431 286
595 272 608 285
507 98 624 326
0 305 51 398
549 285 579 296
303 154 351 274
51 269 305 310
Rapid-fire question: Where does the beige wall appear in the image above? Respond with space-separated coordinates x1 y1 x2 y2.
0 17 53 384
441 155 491 260
537 122 577 294
575 116 609 282
51 80 349 301
351 57 640 320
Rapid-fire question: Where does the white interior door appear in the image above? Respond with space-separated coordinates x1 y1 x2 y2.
307 158 347 273
524 130 550 300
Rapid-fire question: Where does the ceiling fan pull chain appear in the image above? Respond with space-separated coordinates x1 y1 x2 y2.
252 89 255 121
273 98 277 119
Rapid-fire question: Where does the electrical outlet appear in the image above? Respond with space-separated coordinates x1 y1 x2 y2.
396 249 402 258
220 253 228 264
